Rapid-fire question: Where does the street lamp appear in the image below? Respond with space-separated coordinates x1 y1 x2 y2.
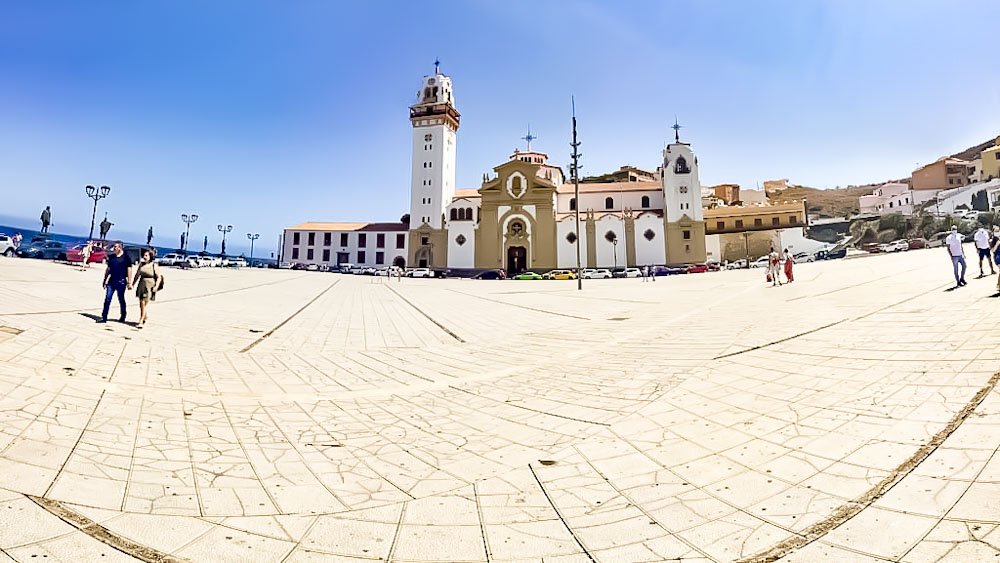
247 233 260 265
217 224 232 256
84 185 111 240
612 238 619 270
181 213 198 255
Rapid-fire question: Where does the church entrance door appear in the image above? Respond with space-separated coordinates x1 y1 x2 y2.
393 256 406 268
507 246 527 276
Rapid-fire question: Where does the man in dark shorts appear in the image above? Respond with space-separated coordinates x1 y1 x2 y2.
974 226 995 277
100 241 133 323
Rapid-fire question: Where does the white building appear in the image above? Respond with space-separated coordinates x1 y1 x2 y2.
858 182 913 215
281 222 409 268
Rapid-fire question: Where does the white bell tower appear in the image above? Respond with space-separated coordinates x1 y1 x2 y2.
661 120 707 263
409 60 460 231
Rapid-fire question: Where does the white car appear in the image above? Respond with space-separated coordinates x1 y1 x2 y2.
613 267 642 278
726 259 747 270
408 267 433 278
750 256 770 268
582 268 612 279
157 253 187 266
0 234 15 257
886 240 909 252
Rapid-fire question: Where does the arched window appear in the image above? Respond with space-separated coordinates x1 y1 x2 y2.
605 197 614 209
450 208 457 221
675 156 690 174
466 208 473 220
569 198 576 211
641 195 650 208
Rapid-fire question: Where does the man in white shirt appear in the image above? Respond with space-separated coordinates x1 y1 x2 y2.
945 226 967 287
973 226 995 277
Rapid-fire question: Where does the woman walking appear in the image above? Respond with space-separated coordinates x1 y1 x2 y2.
132 249 162 328
783 248 794 283
79 241 93 271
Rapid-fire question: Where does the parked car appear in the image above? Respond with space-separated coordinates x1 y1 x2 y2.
792 252 815 263
348 265 365 274
907 238 928 250
927 231 951 249
278 261 294 269
863 242 883 253
705 261 721 271
306 264 320 271
656 265 688 275
513 271 543 280
0 234 16 257
408 267 433 278
613 267 642 278
543 269 577 280
157 253 187 266
886 240 909 252
725 259 747 270
821 248 847 260
66 243 108 264
184 257 202 268
686 264 709 274
582 268 612 279
16 240 65 260
750 256 770 268
361 266 377 275
473 269 507 280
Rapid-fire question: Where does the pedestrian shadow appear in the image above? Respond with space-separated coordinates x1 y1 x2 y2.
78 313 103 322
990 292 1000 298
943 286 958 292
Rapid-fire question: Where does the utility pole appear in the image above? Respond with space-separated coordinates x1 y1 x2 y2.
570 97 583 291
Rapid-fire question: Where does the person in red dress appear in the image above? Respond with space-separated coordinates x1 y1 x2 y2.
783 248 794 282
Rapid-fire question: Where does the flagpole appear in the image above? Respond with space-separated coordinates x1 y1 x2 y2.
571 97 583 291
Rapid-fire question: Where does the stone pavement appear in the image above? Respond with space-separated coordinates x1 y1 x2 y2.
0 248 998 562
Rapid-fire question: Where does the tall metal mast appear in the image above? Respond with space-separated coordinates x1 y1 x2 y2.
570 97 583 291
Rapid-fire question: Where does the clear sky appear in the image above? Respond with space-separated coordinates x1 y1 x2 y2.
3 0 999 256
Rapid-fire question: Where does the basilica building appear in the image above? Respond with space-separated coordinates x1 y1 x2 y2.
282 65 809 273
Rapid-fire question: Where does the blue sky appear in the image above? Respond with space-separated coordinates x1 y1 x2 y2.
2 0 999 256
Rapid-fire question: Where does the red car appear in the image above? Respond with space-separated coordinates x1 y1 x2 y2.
686 264 709 274
66 243 108 264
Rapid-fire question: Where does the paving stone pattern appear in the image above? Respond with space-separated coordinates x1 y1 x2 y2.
0 248 999 562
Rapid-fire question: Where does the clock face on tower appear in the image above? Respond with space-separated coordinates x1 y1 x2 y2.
424 133 432 142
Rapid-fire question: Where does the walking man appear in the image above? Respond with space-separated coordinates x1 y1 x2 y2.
99 241 133 323
39 206 51 233
768 246 782 286
147 226 154 246
945 226 967 287
973 225 995 277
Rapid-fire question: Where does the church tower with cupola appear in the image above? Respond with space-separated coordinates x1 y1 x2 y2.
408 61 460 268
661 121 707 264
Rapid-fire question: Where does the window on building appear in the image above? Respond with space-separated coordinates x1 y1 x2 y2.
292 232 300 245
683 230 691 240
340 233 348 246
376 234 385 248
306 248 314 260
641 195 650 208
450 208 457 220
324 233 331 246
754 218 763 226
421 236 429 245
569 198 576 211
322 249 330 262
376 251 384 264
736 220 744 228
772 217 780 225
357 251 365 263
396 234 405 248
717 221 725 230
291 248 299 259
789 216 799 225
307 232 315 246
605 197 613 209
889 201 894 208
358 234 367 247
466 207 472 220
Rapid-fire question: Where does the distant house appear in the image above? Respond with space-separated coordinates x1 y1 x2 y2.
859 183 913 215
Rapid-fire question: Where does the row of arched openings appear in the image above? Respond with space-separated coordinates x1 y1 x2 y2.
569 196 652 211
450 207 474 221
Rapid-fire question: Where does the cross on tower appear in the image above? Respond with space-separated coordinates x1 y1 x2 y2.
671 117 683 143
434 58 440 74
521 125 537 151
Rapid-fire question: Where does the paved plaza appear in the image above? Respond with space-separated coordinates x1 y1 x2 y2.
0 250 999 562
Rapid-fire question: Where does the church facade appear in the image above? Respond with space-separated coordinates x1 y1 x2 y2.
406 65 707 273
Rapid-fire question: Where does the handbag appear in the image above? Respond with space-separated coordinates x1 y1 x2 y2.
154 264 165 291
